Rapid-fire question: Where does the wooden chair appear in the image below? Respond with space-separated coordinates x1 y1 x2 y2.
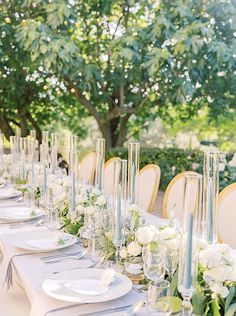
103 157 121 196
138 164 161 213
78 152 96 185
163 171 200 221
217 183 236 248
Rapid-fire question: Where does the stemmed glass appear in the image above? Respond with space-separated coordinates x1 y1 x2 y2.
45 187 61 233
143 245 165 284
143 245 173 314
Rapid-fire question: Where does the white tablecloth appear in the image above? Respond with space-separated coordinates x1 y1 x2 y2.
0 201 167 316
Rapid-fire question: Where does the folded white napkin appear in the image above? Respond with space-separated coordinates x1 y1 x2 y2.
64 269 115 296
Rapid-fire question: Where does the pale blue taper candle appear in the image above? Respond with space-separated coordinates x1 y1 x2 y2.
31 159 35 188
43 163 47 195
130 162 136 204
116 184 122 244
71 172 76 212
98 157 103 191
207 178 214 243
184 212 193 289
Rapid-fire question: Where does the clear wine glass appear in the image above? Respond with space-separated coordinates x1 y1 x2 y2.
45 188 61 233
143 246 165 284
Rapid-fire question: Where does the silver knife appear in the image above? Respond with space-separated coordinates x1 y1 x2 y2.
40 252 80 261
78 304 133 316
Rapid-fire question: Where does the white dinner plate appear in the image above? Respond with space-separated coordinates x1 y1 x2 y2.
13 233 77 252
0 179 7 188
0 188 21 200
0 206 44 222
42 268 132 303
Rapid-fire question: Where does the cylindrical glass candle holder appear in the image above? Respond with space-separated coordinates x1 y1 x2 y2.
0 133 4 164
19 137 27 180
28 140 35 190
69 135 78 151
112 159 127 261
42 131 49 147
178 174 202 316
40 144 48 199
128 142 140 205
95 138 105 191
50 132 58 174
30 129 36 141
69 149 78 213
203 150 219 244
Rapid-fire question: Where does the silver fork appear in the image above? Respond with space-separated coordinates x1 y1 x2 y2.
44 250 87 264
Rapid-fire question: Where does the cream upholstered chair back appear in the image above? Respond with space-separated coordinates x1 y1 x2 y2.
79 152 96 185
163 171 199 221
217 183 236 248
138 164 161 213
103 157 121 196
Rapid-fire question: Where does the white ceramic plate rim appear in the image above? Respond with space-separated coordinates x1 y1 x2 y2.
12 234 77 252
0 207 44 222
0 189 21 200
42 268 132 303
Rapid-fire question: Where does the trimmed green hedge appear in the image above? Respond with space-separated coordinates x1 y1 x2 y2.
106 147 235 192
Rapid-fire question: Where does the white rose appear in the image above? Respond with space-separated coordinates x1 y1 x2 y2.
230 260 236 282
199 248 222 268
78 194 88 204
86 206 95 214
80 187 88 195
105 231 112 241
127 242 142 257
76 205 85 214
70 211 78 223
159 226 177 240
96 195 107 206
210 282 229 299
197 238 208 250
62 177 71 187
120 248 128 259
214 243 231 256
204 265 232 283
164 238 179 252
135 226 156 244
92 187 101 195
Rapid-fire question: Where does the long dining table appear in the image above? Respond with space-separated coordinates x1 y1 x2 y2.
0 191 169 316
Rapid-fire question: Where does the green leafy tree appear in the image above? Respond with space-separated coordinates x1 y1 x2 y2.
2 0 236 148
0 2 88 141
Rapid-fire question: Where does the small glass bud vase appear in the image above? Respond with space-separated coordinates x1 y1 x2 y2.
124 257 144 284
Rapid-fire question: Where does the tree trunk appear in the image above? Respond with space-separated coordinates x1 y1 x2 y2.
26 112 42 143
0 114 14 140
100 115 129 150
18 108 28 137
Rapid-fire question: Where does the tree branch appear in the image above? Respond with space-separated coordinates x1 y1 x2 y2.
106 106 136 122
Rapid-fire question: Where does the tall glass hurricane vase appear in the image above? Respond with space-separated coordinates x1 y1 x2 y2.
95 138 105 192
40 144 48 204
0 133 4 165
178 174 202 316
203 150 219 244
112 159 127 262
28 140 35 190
69 135 78 151
50 132 58 174
128 142 140 206
69 149 78 214
19 137 27 180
